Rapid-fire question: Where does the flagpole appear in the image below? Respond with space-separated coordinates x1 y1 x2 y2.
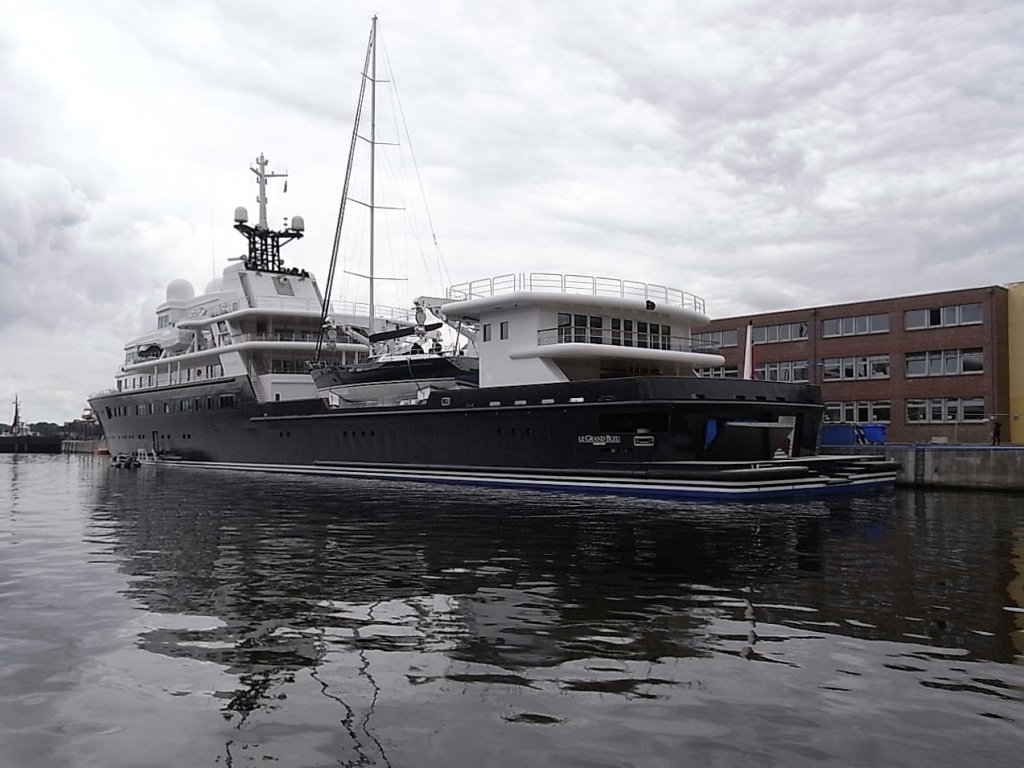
742 322 754 380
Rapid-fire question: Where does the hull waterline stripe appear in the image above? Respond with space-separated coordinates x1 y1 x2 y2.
141 459 896 500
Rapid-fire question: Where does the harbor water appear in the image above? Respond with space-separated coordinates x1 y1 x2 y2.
1 455 1022 767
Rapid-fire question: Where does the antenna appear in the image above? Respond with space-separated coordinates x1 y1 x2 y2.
233 154 303 272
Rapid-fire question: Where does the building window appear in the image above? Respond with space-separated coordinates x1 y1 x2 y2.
500 321 509 340
751 322 809 345
695 366 740 378
905 397 986 423
824 400 891 423
821 313 889 338
904 302 983 330
693 329 739 349
754 360 810 383
821 355 890 381
905 348 983 377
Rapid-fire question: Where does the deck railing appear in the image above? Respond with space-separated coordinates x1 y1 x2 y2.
537 326 720 353
446 273 706 313
180 299 415 323
329 302 416 324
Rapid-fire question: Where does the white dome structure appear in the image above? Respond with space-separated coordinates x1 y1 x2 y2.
166 279 195 302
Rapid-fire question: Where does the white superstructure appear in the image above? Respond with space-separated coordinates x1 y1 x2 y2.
101 155 412 406
441 273 725 388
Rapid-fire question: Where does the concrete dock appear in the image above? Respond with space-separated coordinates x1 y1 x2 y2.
831 444 1024 491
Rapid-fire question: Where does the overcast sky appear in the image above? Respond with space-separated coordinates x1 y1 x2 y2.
2 0 1022 423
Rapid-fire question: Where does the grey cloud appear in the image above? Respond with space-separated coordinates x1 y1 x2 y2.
3 0 1024 420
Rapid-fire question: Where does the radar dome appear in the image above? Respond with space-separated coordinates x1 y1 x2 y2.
204 276 224 294
234 206 248 223
291 215 305 231
166 279 195 302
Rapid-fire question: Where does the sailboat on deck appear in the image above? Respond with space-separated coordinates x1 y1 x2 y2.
308 15 479 406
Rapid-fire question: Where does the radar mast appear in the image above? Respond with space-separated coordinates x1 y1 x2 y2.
233 153 304 272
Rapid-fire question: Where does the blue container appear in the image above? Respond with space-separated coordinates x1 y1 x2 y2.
859 424 887 444
819 423 886 446
819 424 856 446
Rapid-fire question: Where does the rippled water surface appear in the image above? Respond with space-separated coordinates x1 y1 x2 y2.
1 454 1022 767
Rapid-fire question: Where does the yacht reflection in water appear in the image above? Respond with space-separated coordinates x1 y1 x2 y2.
91 467 1022 758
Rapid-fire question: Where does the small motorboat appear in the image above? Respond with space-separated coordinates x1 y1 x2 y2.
111 452 141 469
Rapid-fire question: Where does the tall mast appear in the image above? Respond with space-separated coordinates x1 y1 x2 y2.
252 152 286 231
314 15 379 360
315 15 410 359
368 14 377 336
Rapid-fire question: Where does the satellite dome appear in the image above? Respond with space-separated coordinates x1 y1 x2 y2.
166 278 195 302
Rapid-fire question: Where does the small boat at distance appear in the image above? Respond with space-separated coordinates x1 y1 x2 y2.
0 396 63 454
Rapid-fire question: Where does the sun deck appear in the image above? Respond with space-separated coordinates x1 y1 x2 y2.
446 273 706 314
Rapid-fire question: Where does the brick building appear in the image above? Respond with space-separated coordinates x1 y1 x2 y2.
693 286 1011 445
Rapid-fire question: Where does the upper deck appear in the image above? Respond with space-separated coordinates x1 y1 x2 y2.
440 272 719 387
446 273 706 314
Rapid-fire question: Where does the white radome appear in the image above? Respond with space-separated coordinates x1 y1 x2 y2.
165 278 195 302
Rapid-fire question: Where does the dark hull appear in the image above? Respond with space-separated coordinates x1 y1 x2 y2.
90 375 897 499
0 435 63 454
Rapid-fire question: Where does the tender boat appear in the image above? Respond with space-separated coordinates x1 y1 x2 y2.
111 452 142 469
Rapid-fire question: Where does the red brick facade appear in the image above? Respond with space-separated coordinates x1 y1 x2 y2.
693 286 1009 444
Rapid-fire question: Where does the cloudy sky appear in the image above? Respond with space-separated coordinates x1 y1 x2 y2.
1 0 1022 423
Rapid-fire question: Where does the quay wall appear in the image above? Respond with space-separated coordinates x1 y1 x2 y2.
829 445 1024 491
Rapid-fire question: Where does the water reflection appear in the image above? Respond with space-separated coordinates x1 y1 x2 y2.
92 473 1022 658
85 466 1024 763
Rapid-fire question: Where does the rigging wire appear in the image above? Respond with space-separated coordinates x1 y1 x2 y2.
315 19 376 362
378 26 452 291
316 17 452 364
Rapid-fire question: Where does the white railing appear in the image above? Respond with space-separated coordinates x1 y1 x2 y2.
446 272 706 313
536 326 719 353
238 332 321 343
328 302 416 323
181 297 325 321
176 299 415 326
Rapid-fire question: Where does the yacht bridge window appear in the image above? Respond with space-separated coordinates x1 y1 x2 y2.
553 313 672 349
